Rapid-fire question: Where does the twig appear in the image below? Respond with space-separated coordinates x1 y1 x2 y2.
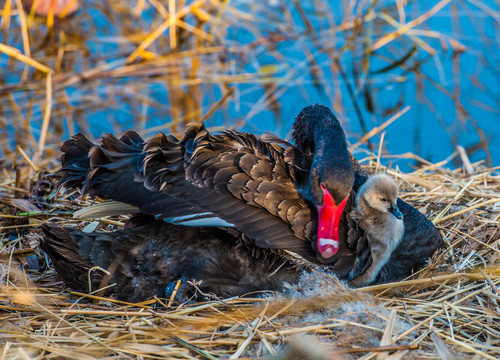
350 106 410 151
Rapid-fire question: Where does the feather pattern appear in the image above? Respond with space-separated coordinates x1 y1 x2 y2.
141 123 319 261
52 104 444 288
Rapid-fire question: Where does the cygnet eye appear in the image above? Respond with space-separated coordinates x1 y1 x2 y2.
380 198 387 202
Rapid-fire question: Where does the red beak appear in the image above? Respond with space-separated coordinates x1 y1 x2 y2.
316 183 349 258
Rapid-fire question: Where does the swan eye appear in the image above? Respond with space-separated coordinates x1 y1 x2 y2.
380 198 387 202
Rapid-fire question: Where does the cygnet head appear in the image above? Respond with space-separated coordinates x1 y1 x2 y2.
358 174 403 220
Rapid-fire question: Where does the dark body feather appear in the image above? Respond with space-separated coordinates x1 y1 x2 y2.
45 105 443 300
40 221 298 302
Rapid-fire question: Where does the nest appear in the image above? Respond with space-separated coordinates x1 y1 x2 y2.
1 148 499 360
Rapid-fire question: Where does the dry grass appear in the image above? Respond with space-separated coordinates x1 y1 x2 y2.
0 139 499 359
1 0 500 359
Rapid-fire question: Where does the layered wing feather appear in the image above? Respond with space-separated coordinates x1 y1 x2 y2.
142 124 318 261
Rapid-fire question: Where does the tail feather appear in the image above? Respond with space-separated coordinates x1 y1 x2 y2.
84 131 195 217
58 133 95 189
100 131 144 154
40 223 127 295
57 131 196 218
40 224 97 293
84 131 145 196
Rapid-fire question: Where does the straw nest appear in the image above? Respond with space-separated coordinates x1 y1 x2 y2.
0 145 499 360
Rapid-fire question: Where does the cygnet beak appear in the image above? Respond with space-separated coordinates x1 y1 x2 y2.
389 203 403 220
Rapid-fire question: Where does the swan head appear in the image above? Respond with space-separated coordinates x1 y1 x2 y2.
292 104 355 259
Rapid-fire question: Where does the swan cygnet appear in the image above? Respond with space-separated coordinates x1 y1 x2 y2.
350 174 404 287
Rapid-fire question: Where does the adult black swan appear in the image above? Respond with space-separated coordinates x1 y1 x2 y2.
41 171 407 301
40 105 443 300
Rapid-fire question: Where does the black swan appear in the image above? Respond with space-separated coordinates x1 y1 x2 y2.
40 105 443 300
61 105 356 263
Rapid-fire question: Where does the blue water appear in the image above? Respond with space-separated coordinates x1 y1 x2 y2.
1 0 499 170
221 1 500 168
